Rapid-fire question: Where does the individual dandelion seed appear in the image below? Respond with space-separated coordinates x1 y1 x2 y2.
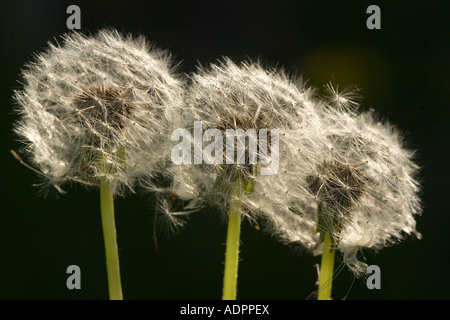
167 58 322 300
267 86 422 299
12 28 184 299
151 193 190 251
323 82 361 114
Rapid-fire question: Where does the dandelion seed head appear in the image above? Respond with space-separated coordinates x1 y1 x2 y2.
168 58 322 220
14 29 183 195
268 98 422 275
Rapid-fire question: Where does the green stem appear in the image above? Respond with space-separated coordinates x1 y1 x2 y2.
317 231 335 300
100 177 123 300
222 180 243 300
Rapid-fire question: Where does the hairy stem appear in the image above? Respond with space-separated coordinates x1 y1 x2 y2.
317 231 335 300
100 177 123 300
222 180 243 300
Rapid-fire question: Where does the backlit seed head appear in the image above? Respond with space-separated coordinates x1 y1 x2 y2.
13 29 183 195
168 58 321 220
263 88 422 275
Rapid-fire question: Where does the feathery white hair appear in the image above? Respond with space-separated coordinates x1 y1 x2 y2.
262 86 422 275
168 58 324 228
14 29 183 195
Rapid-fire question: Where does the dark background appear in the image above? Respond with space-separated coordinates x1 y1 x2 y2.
0 0 448 300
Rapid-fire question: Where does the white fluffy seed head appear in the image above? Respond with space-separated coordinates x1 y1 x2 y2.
262 86 422 276
333 110 421 274
13 29 183 196
168 58 324 221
